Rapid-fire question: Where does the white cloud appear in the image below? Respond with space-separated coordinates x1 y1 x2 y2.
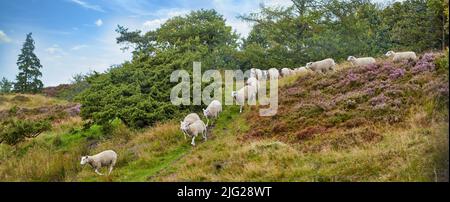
0 30 12 43
142 19 166 31
70 0 105 12
71 44 88 51
95 19 103 27
45 44 63 54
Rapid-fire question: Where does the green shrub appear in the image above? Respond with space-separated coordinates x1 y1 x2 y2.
0 119 52 145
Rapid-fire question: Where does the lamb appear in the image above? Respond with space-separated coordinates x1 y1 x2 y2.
250 68 263 79
80 150 117 176
347 56 376 67
180 119 207 146
306 58 336 74
203 100 222 126
180 113 201 139
385 51 417 62
231 85 257 113
268 68 280 79
281 68 294 77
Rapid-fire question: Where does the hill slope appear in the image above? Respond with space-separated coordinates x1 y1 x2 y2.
0 52 448 182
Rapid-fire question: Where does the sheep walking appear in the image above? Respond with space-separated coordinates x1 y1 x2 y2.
306 58 336 74
347 56 376 67
385 51 417 62
268 68 280 80
203 100 222 126
180 119 207 146
281 68 294 77
231 85 257 113
80 150 117 176
180 113 201 139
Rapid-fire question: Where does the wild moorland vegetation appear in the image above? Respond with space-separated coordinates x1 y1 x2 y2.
0 0 448 181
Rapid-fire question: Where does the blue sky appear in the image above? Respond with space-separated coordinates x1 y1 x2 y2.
0 0 393 86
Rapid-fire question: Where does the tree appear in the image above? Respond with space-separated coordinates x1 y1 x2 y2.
14 33 43 93
0 77 13 93
80 9 239 128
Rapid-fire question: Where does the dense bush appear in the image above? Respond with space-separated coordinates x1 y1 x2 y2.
0 119 52 145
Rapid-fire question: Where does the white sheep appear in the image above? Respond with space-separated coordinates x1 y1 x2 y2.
306 58 336 74
385 51 417 62
231 85 257 113
250 68 263 79
268 68 280 79
281 68 294 77
180 119 207 146
80 150 118 176
246 77 259 89
180 113 201 139
203 100 222 126
293 66 308 74
347 56 376 67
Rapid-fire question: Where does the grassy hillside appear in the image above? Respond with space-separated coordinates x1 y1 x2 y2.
0 52 448 182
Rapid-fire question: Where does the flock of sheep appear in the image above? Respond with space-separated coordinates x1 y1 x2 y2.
79 50 418 176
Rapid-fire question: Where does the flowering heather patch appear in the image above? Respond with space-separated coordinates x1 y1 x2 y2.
389 68 405 80
346 72 360 84
369 93 389 106
245 53 449 146
412 52 436 74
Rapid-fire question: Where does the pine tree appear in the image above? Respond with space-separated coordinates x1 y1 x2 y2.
14 33 43 93
0 77 13 93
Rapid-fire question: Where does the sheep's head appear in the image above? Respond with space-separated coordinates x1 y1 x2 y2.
180 121 190 131
347 56 356 61
80 156 89 165
305 62 313 69
203 108 209 117
385 51 395 57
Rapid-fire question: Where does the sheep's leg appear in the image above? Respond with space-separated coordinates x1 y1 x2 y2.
240 105 243 113
203 129 207 142
95 169 104 176
191 136 196 146
108 166 114 175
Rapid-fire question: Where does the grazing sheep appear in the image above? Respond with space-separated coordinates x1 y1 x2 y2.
385 51 417 62
80 150 117 176
306 58 336 74
203 100 222 126
180 113 201 139
180 119 207 146
281 68 294 77
250 68 263 79
231 85 257 113
268 68 280 79
293 66 308 74
347 56 376 67
246 77 259 89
